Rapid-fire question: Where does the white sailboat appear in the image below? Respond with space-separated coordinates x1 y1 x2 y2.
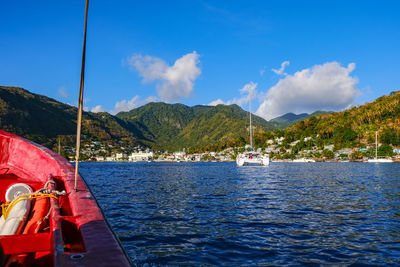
236 89 269 166
367 131 393 163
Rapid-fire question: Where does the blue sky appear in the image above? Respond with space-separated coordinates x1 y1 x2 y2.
1 0 399 119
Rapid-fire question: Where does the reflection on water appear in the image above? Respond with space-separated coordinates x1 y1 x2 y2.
80 162 400 265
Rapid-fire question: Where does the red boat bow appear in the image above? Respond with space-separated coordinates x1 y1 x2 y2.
0 130 131 266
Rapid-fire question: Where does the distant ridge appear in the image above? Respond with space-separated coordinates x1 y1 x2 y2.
269 111 332 129
0 86 139 148
116 103 273 149
0 86 273 150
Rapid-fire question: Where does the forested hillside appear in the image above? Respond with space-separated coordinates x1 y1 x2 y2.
116 102 272 150
3 85 398 154
0 86 272 151
0 86 139 149
281 91 400 150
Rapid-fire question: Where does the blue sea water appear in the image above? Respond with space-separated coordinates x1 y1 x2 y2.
79 162 400 266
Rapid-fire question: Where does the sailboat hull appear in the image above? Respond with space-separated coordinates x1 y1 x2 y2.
236 153 270 166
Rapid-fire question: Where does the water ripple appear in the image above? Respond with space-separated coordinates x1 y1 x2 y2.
80 162 400 265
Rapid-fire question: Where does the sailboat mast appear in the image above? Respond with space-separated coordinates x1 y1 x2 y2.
375 131 378 159
74 0 89 191
249 89 253 149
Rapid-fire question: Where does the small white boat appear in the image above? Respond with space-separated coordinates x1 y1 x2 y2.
367 131 393 163
236 152 270 166
367 158 393 163
293 158 315 163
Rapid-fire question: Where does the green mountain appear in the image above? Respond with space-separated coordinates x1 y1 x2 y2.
0 86 139 148
269 112 309 129
116 102 203 148
116 103 273 150
269 111 332 129
176 104 272 149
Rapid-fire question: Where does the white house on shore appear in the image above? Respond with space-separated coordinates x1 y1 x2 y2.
128 151 154 161
105 156 115 161
116 153 125 160
95 156 105 161
173 151 186 160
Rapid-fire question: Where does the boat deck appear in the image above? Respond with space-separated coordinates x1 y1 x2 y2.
0 173 54 265
0 130 131 266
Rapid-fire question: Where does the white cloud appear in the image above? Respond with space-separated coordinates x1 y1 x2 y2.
91 105 105 113
257 62 359 120
128 55 168 82
58 86 68 98
272 61 290 75
109 95 157 115
209 99 226 106
260 67 266 76
209 82 258 107
240 81 257 96
127 51 201 102
145 95 158 103
111 96 140 115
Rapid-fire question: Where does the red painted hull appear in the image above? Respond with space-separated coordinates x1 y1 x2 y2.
0 130 130 266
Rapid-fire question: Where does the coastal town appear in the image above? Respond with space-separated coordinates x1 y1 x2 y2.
62 135 400 162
